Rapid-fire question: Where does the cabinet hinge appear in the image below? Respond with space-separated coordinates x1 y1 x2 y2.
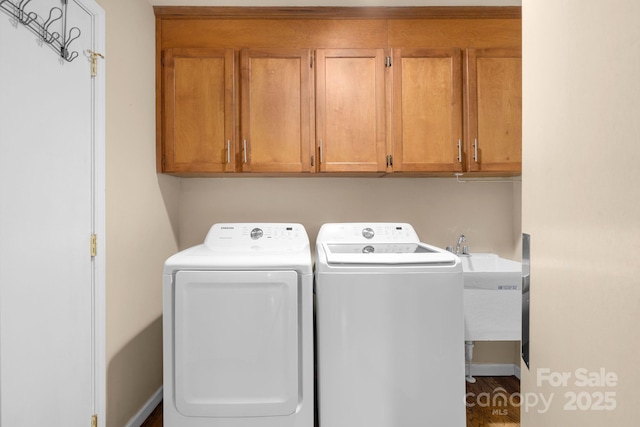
310 53 314 68
311 154 314 167
90 234 97 258
386 154 393 168
385 56 392 67
91 414 98 427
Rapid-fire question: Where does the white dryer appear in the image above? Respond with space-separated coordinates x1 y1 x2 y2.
315 223 465 427
163 223 314 427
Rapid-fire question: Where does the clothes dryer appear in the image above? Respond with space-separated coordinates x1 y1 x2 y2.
315 223 465 427
163 223 314 427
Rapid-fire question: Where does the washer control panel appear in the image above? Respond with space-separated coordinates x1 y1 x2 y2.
318 223 420 244
362 228 375 239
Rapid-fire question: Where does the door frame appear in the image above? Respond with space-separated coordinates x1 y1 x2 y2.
83 0 106 422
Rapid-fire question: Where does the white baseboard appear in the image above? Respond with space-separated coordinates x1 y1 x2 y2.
514 364 521 380
125 386 163 427
466 363 521 379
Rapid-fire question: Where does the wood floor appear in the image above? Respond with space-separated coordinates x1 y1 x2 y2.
466 376 520 427
142 376 520 427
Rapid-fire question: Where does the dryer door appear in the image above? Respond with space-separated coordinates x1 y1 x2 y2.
174 270 299 417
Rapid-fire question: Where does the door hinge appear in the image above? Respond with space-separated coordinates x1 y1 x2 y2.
385 56 392 67
91 414 98 427
89 50 104 77
90 234 97 257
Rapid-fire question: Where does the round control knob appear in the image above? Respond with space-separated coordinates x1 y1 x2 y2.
362 245 375 254
362 227 375 239
250 228 263 240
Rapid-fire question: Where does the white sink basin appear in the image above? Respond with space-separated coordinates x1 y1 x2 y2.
460 253 521 291
460 253 522 341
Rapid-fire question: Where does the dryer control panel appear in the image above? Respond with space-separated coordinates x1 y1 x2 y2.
204 223 309 251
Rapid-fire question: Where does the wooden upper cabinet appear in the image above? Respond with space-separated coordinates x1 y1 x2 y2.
465 48 522 173
156 8 522 176
392 48 463 173
315 49 387 173
162 48 235 173
240 49 314 173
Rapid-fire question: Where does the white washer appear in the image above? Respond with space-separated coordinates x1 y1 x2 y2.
315 223 465 427
163 223 314 427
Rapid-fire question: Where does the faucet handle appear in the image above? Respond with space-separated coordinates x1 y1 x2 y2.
462 245 470 255
446 246 454 253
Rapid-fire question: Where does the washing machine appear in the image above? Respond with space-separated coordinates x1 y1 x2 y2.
315 223 465 427
163 223 314 427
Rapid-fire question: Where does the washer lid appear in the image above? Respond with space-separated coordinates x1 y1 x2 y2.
322 242 458 265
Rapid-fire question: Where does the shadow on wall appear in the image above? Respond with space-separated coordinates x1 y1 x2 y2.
107 316 163 427
158 174 181 248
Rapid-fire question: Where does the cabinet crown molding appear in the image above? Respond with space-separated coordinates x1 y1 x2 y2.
153 6 521 20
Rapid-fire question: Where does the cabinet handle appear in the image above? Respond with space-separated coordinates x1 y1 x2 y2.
319 139 323 164
243 139 247 164
473 138 478 163
457 139 462 163
226 140 231 164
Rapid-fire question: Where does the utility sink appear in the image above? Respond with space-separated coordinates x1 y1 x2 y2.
460 253 522 341
460 253 521 291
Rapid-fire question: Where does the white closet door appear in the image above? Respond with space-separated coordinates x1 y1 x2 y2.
174 270 299 417
0 0 105 425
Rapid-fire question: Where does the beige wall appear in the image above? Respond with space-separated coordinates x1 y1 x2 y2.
100 0 180 425
522 0 640 425
102 0 522 425
178 178 521 257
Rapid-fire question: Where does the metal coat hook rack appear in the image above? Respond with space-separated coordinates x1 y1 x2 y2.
0 0 81 62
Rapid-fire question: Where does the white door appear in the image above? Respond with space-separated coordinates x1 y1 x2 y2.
0 0 105 426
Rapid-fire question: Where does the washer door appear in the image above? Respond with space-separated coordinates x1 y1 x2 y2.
174 270 299 417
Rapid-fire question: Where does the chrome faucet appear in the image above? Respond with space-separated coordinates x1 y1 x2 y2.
447 234 470 256
455 234 466 254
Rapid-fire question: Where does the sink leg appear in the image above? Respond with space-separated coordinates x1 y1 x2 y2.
465 340 476 383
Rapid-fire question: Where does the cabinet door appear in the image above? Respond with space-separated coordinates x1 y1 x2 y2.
465 48 522 173
240 49 313 173
163 48 235 173
392 48 463 172
316 49 387 173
